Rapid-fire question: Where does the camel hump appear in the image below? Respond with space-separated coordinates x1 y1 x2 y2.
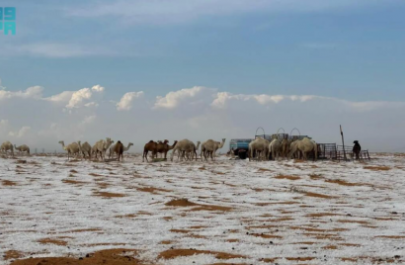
149 140 154 143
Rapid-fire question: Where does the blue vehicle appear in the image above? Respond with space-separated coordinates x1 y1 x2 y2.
229 138 253 159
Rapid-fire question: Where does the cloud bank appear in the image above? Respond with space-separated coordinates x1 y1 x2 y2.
1 84 404 153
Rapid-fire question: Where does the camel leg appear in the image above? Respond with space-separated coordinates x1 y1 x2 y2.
143 150 148 162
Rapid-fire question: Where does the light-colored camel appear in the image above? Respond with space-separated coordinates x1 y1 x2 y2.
171 139 200 161
59 141 80 160
289 140 300 159
14 144 30 155
289 137 318 160
249 137 270 161
78 141 92 159
109 142 133 159
1 141 14 156
92 138 114 160
200 138 226 161
268 138 282 160
156 140 177 160
143 140 158 162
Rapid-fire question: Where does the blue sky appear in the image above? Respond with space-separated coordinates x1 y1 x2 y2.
1 0 405 100
1 1 405 152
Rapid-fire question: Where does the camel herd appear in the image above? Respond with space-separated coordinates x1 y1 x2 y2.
143 138 226 162
57 138 133 161
248 136 318 161
0 141 31 156
0 138 227 162
1 136 317 162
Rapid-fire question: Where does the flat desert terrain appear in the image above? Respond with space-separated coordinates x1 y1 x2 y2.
1 154 405 265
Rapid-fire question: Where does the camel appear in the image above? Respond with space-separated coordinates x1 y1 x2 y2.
200 138 226 161
268 138 283 160
156 140 177 160
143 140 158 162
170 139 200 162
1 141 14 157
59 141 80 160
249 137 270 161
289 140 301 159
352 140 361 160
78 141 92 159
109 142 133 160
92 138 114 160
113 141 125 161
289 137 317 160
14 144 30 155
281 138 291 158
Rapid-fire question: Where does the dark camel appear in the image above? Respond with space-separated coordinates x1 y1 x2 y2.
143 140 158 162
156 140 177 160
114 141 125 161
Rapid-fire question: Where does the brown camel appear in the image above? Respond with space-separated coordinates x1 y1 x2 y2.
156 140 177 160
143 140 158 162
114 141 125 161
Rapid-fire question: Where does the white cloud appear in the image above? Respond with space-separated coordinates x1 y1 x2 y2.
154 86 213 109
8 126 31 138
66 85 104 109
46 91 75 103
0 86 43 100
80 115 96 125
116 91 144 111
211 93 321 109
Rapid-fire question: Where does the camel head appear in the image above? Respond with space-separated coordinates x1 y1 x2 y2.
128 142 134 147
58 141 65 146
219 138 226 148
169 141 178 150
107 138 114 145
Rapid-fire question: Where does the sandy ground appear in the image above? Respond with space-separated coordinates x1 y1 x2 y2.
1 153 405 265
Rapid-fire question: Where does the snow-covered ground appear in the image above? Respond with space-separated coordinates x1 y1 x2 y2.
1 154 405 264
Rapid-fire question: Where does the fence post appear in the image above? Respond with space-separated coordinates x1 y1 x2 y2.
340 125 347 161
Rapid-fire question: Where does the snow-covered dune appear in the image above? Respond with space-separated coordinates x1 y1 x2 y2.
1 154 405 264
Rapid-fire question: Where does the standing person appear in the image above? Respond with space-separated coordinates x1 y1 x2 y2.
352 140 361 160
